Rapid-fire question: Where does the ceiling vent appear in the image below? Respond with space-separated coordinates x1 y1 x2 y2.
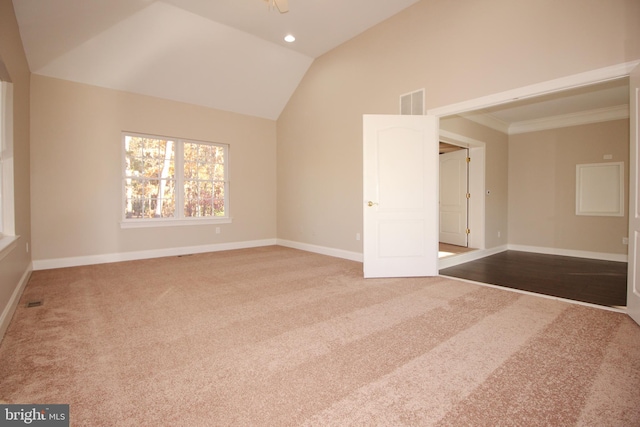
400 89 424 115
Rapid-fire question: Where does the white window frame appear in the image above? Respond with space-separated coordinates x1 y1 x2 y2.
121 132 231 228
0 79 18 260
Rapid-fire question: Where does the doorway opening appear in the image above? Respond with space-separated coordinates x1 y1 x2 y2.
439 144 469 250
438 132 486 266
429 61 637 309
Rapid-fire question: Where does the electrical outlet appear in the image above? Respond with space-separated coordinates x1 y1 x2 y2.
356 233 361 241
216 227 221 234
623 237 629 245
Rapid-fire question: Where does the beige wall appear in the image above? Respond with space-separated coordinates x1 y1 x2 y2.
277 0 640 254
30 75 277 263
508 119 630 255
0 0 32 335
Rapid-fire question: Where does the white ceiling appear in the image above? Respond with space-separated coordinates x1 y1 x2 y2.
12 0 421 120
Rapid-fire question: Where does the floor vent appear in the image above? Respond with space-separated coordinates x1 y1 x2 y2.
26 300 43 308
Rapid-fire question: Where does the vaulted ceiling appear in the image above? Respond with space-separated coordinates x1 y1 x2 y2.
12 0 420 120
12 0 630 125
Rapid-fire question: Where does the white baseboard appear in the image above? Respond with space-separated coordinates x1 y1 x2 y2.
31 239 625 272
277 239 363 263
0 262 32 343
439 244 626 269
439 245 508 269
507 244 628 262
32 239 278 270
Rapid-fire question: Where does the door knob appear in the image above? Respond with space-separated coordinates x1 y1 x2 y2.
367 201 378 207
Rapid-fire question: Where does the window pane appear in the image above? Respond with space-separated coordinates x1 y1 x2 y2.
213 163 225 181
184 158 197 180
213 182 225 216
124 136 175 179
182 141 226 217
125 179 175 218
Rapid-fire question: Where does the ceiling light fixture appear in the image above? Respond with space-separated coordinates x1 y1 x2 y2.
284 34 296 43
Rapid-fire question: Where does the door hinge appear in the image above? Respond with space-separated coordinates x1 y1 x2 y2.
466 228 471 234
466 157 471 163
466 193 471 199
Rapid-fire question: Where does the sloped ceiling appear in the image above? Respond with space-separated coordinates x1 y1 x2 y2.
12 0 420 120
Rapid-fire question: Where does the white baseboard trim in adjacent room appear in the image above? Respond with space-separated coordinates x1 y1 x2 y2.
277 239 363 263
507 244 628 263
0 263 32 342
32 239 278 270
439 245 508 269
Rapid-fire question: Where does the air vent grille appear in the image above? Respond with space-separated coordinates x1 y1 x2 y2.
400 89 424 115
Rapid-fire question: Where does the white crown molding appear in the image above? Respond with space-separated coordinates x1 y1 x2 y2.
458 112 509 134
456 103 629 136
508 104 629 135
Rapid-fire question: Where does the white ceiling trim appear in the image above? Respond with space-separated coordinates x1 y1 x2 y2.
463 104 630 135
458 112 509 134
508 104 629 135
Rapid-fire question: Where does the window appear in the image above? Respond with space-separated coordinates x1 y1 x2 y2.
122 132 229 227
0 80 15 236
0 83 4 235
0 78 17 259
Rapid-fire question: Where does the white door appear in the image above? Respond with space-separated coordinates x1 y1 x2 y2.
628 64 640 326
363 114 439 278
439 148 468 246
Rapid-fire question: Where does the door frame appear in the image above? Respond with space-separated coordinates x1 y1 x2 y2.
428 61 639 118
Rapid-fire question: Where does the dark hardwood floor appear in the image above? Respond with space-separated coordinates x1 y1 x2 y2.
439 250 627 308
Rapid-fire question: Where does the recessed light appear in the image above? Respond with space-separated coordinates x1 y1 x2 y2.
284 34 295 43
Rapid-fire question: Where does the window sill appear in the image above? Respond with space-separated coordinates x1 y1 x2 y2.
120 217 232 229
0 235 19 262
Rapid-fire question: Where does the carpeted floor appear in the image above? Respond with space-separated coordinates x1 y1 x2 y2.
1 246 639 426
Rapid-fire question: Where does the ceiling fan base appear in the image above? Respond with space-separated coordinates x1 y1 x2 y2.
264 0 289 13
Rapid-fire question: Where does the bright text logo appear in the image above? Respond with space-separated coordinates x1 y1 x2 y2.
1 405 69 426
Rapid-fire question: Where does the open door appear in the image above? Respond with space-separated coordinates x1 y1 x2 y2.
628 64 640 326
439 148 469 247
363 115 439 278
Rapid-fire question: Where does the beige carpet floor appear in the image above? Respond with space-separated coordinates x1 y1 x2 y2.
1 246 639 426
